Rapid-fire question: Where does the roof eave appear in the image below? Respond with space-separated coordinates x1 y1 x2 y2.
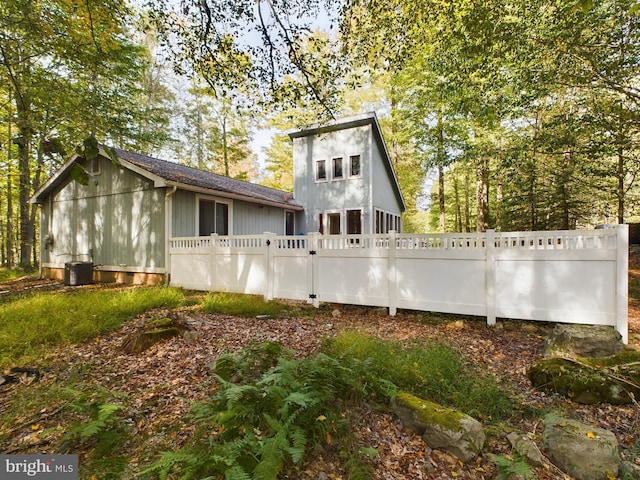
165 181 304 211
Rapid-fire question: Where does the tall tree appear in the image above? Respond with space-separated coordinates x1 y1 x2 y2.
0 0 161 268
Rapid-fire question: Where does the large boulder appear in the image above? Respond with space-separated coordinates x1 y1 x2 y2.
391 392 485 462
527 351 640 404
542 414 620 480
542 324 623 359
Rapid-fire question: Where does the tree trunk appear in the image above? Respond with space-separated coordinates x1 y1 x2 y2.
222 115 229 177
617 145 625 224
438 164 445 233
15 91 33 270
5 119 14 268
464 168 471 233
453 171 462 232
560 150 571 230
476 157 489 232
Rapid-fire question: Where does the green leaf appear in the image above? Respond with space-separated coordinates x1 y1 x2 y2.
104 145 121 166
630 3 640 14
358 447 379 458
97 403 124 422
224 465 251 480
83 135 100 161
44 138 67 157
71 164 91 186
581 0 593 13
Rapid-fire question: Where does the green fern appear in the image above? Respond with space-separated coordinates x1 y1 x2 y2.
489 453 536 480
142 341 377 479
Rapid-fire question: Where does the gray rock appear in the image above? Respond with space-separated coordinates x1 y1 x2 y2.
542 414 620 480
527 354 640 404
391 392 485 462
506 432 546 468
542 324 623 359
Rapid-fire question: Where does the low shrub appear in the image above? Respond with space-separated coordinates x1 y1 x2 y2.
325 331 514 420
142 343 376 480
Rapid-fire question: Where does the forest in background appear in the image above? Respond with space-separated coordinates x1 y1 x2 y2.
1 0 639 269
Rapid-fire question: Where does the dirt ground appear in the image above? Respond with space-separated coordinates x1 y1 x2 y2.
1 258 639 479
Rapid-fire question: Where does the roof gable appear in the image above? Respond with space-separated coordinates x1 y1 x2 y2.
288 112 406 211
31 147 302 210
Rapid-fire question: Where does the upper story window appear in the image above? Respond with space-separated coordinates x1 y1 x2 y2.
333 157 343 179
91 157 101 175
316 160 327 181
315 154 360 183
350 155 360 177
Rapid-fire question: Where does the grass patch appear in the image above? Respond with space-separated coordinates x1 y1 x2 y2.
0 268 32 282
325 331 514 420
200 292 291 318
0 287 187 368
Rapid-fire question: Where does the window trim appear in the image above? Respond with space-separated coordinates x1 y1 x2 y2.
349 155 361 178
346 209 362 235
284 210 295 236
91 157 101 176
326 210 342 235
332 157 344 180
374 208 402 234
315 159 327 182
196 195 233 236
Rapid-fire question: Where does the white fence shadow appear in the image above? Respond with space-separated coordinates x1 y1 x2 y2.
169 226 629 343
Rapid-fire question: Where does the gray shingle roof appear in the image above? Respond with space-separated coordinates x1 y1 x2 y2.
115 148 301 209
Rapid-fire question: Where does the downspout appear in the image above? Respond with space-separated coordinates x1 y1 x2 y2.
164 186 177 285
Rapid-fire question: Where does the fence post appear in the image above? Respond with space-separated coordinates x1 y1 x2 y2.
485 229 497 326
265 232 276 301
617 224 629 344
308 232 320 308
388 230 398 316
210 233 218 291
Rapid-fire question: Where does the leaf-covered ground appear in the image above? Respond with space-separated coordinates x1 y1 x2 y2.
2 255 640 479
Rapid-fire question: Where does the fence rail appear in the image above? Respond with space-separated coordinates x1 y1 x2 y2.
169 226 629 343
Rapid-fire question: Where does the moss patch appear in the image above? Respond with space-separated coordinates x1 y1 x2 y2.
395 392 467 432
527 357 640 404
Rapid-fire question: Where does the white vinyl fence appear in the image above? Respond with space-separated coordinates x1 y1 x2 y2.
169 226 629 343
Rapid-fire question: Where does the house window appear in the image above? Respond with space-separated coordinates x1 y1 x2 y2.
318 213 324 234
92 157 101 175
328 213 341 235
346 210 362 235
316 160 327 181
375 209 401 233
333 157 343 179
285 211 295 235
199 199 229 236
350 155 360 177
375 209 384 234
216 202 229 235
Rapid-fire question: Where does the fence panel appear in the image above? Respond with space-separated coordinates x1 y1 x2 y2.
271 236 310 301
168 226 628 343
313 234 389 307
394 233 487 316
169 237 213 290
